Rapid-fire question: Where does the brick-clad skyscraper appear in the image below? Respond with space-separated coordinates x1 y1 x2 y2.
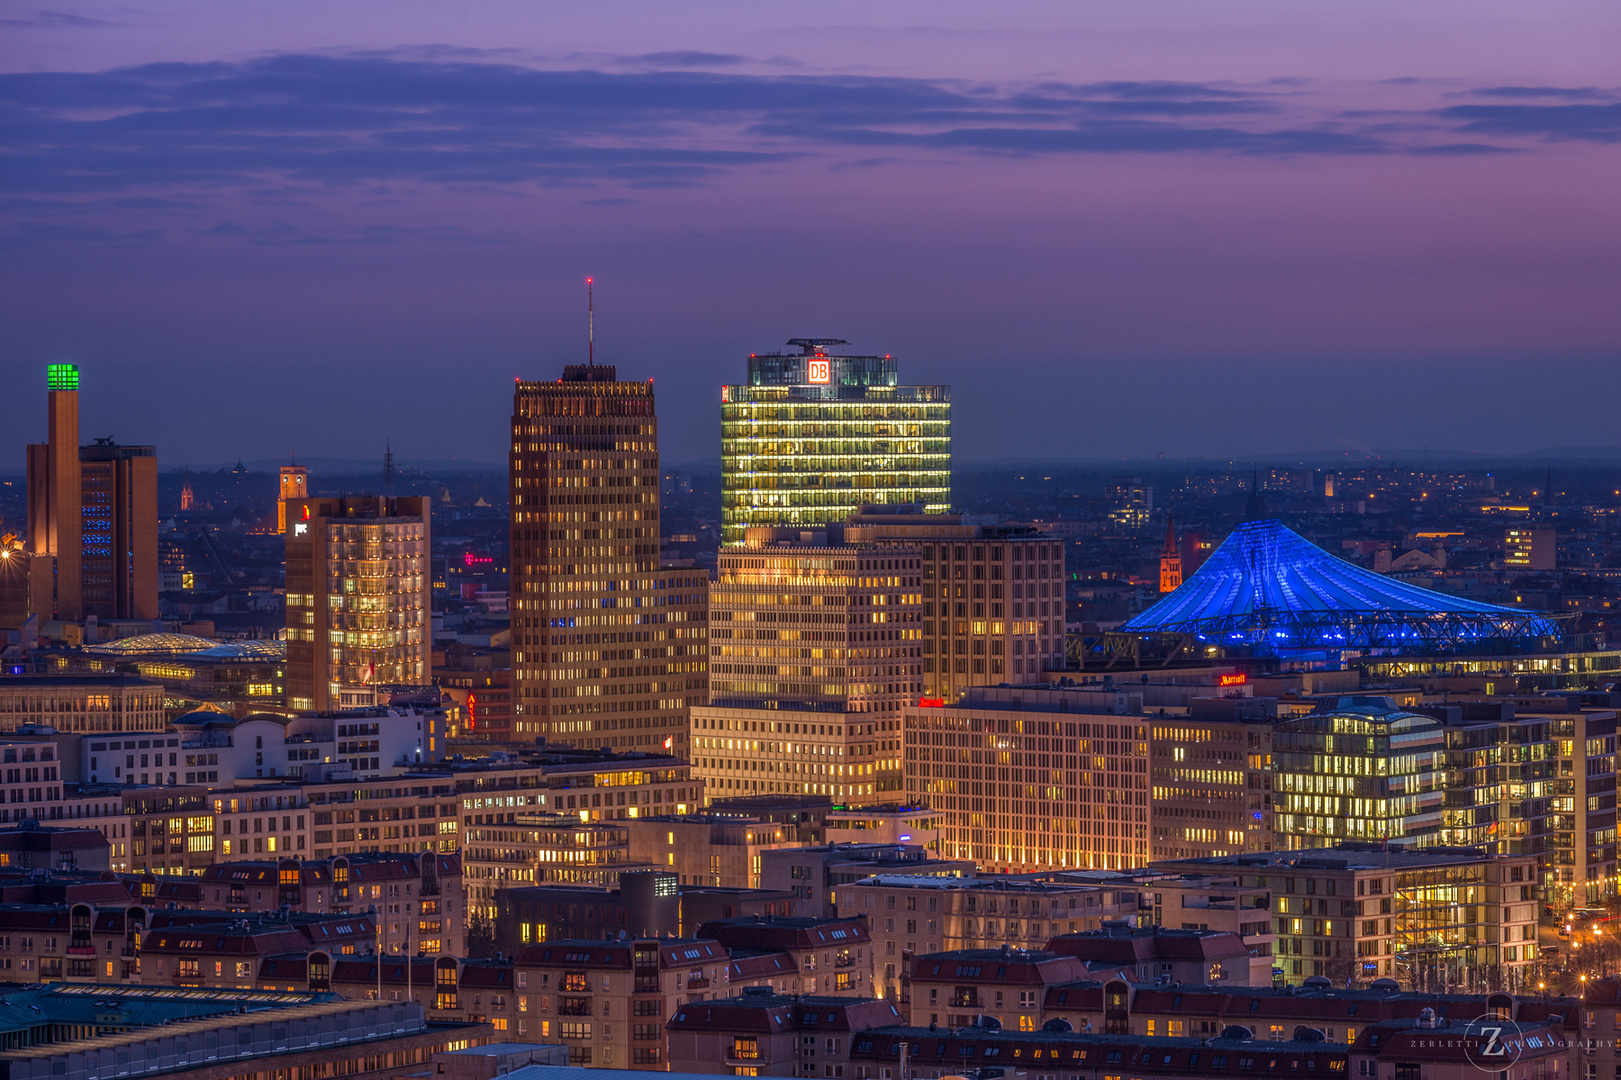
26 364 83 619
24 365 158 622
510 364 707 749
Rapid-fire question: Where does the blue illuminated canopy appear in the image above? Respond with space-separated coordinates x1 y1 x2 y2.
1120 520 1561 653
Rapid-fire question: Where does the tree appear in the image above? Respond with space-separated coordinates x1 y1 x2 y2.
466 911 497 959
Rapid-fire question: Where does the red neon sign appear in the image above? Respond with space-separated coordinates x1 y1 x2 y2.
917 697 945 708
1218 674 1246 687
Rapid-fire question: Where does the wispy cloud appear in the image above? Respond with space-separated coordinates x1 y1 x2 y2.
630 51 746 68
1442 100 1621 143
0 9 118 28
0 55 1610 211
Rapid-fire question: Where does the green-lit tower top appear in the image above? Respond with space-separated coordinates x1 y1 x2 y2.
47 364 79 391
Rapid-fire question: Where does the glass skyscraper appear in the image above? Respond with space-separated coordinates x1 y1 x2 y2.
721 339 950 545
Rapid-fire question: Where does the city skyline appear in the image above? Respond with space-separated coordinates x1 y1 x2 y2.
6 3 1621 1064
3 2 1620 468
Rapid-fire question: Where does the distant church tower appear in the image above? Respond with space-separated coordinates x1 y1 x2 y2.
179 469 194 511
1159 517 1183 593
1244 468 1270 522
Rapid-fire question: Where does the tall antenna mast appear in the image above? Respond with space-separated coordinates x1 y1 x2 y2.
383 441 395 493
587 276 595 366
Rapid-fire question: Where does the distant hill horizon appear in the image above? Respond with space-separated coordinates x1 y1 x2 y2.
4 445 1621 480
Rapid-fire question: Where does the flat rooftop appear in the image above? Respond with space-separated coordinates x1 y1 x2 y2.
1151 843 1526 872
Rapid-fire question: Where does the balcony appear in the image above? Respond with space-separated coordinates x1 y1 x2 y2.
686 977 710 989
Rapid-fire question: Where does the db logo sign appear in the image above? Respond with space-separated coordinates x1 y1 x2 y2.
807 359 830 384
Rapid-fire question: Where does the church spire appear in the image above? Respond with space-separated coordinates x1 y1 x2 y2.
1159 515 1183 593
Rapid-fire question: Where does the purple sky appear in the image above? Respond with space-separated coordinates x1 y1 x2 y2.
3 1 1619 467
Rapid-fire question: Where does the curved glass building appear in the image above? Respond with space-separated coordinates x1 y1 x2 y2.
1272 696 1446 849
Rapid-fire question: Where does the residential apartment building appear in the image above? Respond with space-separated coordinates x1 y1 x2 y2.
197 851 465 957
1134 868 1278 973
668 994 1532 1080
904 684 1150 872
1043 924 1266 986
139 912 380 988
284 494 431 714
843 505 1066 700
907 948 1087 1030
666 990 905 1076
696 915 875 997
509 363 708 750
695 530 922 802
1152 845 1539 991
833 874 1142 1008
510 937 730 1068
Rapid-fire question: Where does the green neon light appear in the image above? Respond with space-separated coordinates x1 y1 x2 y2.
47 364 79 391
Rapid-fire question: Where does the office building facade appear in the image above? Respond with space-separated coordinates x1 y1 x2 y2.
509 364 708 750
1272 699 1446 851
284 495 431 714
1505 527 1556 571
844 506 1065 700
904 685 1150 872
1153 847 1539 990
0 673 166 735
1149 699 1277 860
78 438 159 620
721 340 950 544
24 365 158 622
692 530 922 802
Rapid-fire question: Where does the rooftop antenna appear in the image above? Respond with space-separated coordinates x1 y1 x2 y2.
383 442 395 494
587 276 595 366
